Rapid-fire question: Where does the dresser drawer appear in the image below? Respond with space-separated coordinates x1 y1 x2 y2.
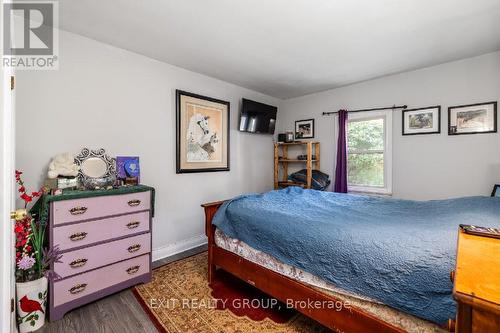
54 211 150 251
52 191 151 225
55 233 151 278
53 254 150 307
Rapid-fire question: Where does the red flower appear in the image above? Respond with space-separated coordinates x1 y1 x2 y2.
25 245 32 252
15 169 44 210
14 225 24 233
20 193 32 203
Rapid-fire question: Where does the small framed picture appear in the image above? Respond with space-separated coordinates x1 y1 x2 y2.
448 101 497 135
295 119 315 139
492 184 500 197
116 156 140 183
402 106 441 135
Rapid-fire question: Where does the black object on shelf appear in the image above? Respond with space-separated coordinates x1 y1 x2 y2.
297 154 316 160
288 169 330 191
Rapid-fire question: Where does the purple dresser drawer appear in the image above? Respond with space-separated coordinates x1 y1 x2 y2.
53 211 150 251
52 191 151 225
55 233 151 278
53 254 150 307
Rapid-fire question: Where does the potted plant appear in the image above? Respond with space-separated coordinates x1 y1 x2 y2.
14 170 60 332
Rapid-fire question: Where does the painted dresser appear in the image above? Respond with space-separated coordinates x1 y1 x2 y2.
36 185 154 321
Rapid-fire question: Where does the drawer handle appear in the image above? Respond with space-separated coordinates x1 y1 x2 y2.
127 199 141 207
69 232 88 241
69 206 88 215
128 244 141 253
69 283 87 295
69 258 88 268
126 221 140 229
126 265 140 275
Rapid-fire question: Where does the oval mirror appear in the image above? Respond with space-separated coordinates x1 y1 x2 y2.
80 157 107 178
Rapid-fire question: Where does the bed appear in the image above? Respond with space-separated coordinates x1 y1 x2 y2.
202 187 500 333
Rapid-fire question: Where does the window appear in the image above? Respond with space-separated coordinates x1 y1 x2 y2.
346 111 392 194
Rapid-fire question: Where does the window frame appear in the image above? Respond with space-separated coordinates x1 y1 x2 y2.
346 110 393 195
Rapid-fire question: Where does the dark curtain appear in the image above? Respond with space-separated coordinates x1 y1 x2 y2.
334 110 348 193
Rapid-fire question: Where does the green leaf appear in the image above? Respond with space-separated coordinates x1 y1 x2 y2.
26 314 34 321
347 118 385 187
38 292 43 299
34 314 39 320
348 118 384 151
30 320 36 326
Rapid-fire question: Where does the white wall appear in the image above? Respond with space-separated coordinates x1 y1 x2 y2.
16 30 280 259
278 51 500 200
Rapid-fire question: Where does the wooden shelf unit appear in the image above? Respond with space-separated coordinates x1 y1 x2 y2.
278 159 319 162
274 141 320 189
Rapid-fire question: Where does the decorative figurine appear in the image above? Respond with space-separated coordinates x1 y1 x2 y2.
47 153 79 179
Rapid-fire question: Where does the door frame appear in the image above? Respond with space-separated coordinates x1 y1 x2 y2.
0 71 16 333
0 72 16 332
1 0 16 330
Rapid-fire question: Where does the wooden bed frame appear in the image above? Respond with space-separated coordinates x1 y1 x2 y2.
203 201 456 333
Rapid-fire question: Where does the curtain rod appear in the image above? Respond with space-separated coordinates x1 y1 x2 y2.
322 104 407 116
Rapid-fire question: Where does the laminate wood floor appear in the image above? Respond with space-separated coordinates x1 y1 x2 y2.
39 245 207 333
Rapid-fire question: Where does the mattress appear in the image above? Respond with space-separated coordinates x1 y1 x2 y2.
215 228 446 333
212 188 500 323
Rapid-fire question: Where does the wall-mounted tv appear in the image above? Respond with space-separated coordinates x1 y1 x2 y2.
239 98 277 134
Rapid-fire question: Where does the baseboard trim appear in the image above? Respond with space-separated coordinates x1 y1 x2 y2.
152 235 207 262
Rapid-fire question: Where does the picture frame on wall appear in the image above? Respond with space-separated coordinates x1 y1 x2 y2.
402 106 441 135
492 184 500 197
176 90 230 173
295 119 315 139
448 101 497 135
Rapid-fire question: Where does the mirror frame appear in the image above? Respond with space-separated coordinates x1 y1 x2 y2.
74 148 116 185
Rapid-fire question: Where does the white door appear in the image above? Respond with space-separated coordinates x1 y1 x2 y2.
1 0 17 329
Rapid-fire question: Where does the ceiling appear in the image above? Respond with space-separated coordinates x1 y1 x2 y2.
59 0 500 99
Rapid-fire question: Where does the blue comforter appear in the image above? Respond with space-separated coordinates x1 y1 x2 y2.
212 187 500 324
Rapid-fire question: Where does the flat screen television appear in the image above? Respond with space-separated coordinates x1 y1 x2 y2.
239 98 277 134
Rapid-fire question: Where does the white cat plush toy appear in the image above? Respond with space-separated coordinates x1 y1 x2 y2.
47 153 80 179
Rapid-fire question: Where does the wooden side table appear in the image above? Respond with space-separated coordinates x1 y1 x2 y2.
453 228 500 332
